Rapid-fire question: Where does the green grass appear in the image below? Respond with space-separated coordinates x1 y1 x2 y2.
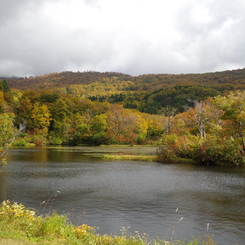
102 154 158 162
0 200 220 245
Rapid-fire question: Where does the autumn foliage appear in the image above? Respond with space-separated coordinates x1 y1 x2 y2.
1 69 245 166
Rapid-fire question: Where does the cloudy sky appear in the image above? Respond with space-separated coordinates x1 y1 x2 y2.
0 0 245 77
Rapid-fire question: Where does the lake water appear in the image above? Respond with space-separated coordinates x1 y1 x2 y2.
0 146 244 244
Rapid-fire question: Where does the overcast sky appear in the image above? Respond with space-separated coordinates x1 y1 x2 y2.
0 0 245 77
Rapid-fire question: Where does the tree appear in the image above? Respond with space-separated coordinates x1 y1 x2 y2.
214 91 245 151
67 113 90 145
178 100 223 139
88 114 108 145
30 102 51 145
162 106 177 134
16 97 33 129
105 105 149 144
50 99 71 126
0 113 15 148
91 114 107 136
31 102 51 130
0 80 10 92
144 114 164 141
0 113 26 166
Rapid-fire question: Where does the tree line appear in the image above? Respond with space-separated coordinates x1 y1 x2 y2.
0 83 164 149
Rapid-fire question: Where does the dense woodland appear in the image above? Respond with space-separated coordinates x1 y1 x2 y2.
1 69 245 166
5 69 245 114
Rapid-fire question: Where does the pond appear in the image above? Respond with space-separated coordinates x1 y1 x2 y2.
0 146 244 244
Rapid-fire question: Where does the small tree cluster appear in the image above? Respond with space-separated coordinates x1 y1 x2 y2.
157 92 245 166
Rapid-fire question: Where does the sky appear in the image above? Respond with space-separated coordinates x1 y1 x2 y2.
0 0 245 77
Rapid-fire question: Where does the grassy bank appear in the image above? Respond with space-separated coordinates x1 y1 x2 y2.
101 154 197 165
0 201 219 245
102 154 158 162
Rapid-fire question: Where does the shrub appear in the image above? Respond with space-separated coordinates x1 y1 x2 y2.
158 135 245 166
13 138 27 146
182 137 244 166
156 145 177 163
48 135 63 145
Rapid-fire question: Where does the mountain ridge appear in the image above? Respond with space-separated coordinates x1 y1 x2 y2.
5 68 245 91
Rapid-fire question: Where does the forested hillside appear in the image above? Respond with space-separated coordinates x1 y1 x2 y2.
5 69 245 114
1 69 245 166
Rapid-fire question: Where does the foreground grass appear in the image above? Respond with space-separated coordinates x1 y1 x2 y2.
0 201 219 245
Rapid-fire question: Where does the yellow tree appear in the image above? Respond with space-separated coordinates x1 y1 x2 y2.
31 102 51 129
0 91 3 103
105 105 148 144
16 97 33 129
179 100 223 139
132 111 149 143
31 102 51 145
214 91 245 150
143 114 164 141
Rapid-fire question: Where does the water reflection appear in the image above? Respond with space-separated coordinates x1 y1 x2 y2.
0 146 245 245
0 170 7 200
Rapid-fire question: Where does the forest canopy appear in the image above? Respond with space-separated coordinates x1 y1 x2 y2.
5 68 245 114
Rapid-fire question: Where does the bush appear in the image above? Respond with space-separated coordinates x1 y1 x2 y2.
13 138 27 147
156 145 177 163
194 138 245 166
48 135 63 145
158 135 245 166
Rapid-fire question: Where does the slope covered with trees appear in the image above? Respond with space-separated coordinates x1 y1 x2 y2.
1 69 245 166
6 69 245 114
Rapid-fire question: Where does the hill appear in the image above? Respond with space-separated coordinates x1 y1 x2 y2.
5 68 245 114
6 71 131 90
5 68 245 90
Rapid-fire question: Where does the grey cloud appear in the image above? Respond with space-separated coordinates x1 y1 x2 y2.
0 0 245 77
172 0 245 72
0 0 38 24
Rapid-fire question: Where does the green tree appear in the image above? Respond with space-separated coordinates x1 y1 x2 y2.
91 114 107 135
0 113 15 148
0 80 10 92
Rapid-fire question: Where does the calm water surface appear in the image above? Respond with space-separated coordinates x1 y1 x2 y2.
0 146 244 245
